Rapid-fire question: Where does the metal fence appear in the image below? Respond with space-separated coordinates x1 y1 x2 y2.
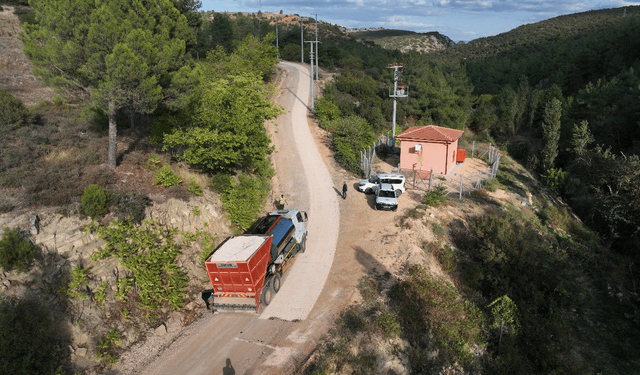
360 132 392 178
360 138 502 199
404 143 501 199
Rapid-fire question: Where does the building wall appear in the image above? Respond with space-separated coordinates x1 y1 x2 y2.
399 139 459 175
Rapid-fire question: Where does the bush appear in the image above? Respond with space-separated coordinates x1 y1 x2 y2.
0 228 38 272
64 265 90 300
80 184 112 219
542 167 568 195
0 89 30 131
483 177 499 192
96 328 121 366
315 97 341 123
112 191 149 224
423 184 448 206
219 174 270 231
154 164 182 187
329 116 376 174
92 220 187 311
143 154 162 170
0 297 68 374
389 265 484 371
186 178 202 196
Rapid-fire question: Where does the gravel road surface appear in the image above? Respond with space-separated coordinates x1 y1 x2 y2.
133 61 339 375
260 61 339 321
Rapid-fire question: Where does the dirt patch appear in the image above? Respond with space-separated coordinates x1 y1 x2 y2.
0 5 54 105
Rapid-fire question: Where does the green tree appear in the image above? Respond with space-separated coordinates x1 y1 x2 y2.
22 0 192 169
570 120 594 160
488 294 520 354
470 94 497 137
540 98 562 171
162 39 281 175
172 0 202 31
199 12 235 54
326 115 375 174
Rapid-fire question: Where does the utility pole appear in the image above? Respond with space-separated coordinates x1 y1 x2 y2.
300 18 304 63
314 14 319 80
275 18 279 58
306 41 316 111
387 63 408 148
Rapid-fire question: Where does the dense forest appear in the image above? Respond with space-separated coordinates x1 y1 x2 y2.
1 1 639 373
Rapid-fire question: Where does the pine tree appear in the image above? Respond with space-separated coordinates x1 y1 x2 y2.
541 98 562 171
22 0 193 169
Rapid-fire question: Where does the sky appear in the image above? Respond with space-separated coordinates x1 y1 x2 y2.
200 0 640 42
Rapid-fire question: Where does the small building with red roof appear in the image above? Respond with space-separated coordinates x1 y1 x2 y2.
396 125 465 175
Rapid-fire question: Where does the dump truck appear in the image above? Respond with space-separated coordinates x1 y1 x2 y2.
203 209 308 312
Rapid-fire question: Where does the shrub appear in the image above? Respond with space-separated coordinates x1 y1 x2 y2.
542 167 568 195
328 116 376 175
219 174 270 231
80 184 112 219
143 154 162 170
64 265 90 300
112 191 149 224
315 97 341 123
154 164 182 187
389 265 485 370
92 220 187 311
210 173 233 193
0 89 30 131
0 228 38 272
0 297 68 374
483 178 499 192
94 281 109 305
186 178 202 196
423 184 448 206
96 328 121 366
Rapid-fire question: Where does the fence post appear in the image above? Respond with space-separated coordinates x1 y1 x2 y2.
429 169 433 191
459 174 463 199
472 140 475 158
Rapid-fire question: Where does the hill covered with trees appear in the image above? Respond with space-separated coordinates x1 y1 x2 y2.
1 2 639 374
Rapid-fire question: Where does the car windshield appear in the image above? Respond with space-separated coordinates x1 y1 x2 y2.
378 190 395 198
368 176 380 184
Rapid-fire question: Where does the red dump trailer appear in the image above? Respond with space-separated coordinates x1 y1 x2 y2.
205 235 273 311
203 209 308 312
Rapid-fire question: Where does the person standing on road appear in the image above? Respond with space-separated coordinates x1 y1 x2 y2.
279 194 287 209
342 181 348 200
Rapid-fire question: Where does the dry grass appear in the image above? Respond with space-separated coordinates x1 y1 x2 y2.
174 162 210 190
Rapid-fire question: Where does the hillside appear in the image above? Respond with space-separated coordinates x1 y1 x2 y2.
1 3 640 375
449 6 640 60
350 29 456 53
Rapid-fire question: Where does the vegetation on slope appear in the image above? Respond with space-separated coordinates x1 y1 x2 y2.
0 3 281 373
2 3 640 373
298 6 640 374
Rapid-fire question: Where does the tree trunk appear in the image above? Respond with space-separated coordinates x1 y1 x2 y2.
108 100 117 169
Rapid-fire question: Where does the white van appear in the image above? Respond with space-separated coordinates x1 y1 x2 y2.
357 173 406 196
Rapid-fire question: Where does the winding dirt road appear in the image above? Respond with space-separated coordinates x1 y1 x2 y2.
136 62 342 375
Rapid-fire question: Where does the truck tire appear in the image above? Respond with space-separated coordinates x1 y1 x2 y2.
270 274 281 293
261 284 274 306
299 236 307 253
395 189 402 196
